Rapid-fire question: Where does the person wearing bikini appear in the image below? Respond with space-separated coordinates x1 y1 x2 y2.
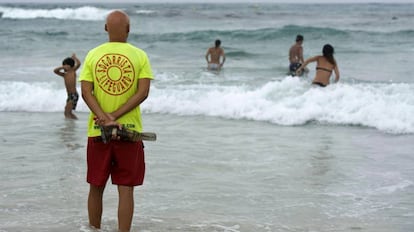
296 44 340 87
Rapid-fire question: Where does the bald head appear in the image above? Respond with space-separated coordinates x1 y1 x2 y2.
105 10 130 42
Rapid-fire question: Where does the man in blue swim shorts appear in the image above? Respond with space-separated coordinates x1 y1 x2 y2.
289 34 307 76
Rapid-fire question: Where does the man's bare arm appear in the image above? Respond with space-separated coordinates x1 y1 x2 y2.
72 54 81 71
221 50 226 66
298 47 304 63
81 80 113 125
205 49 211 63
53 66 65 77
110 78 151 120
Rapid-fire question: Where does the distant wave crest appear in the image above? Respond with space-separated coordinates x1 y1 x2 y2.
137 26 350 44
0 6 111 20
136 25 412 45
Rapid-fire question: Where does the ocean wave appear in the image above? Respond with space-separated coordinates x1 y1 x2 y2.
225 50 258 58
280 24 348 37
134 9 158 16
1 78 413 134
137 26 350 43
145 76 414 134
140 25 414 45
0 6 111 21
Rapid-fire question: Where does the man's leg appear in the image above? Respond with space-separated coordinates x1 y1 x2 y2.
118 185 134 232
64 101 72 118
88 184 105 229
64 101 77 119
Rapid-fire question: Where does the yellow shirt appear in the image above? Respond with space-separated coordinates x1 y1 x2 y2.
79 42 153 137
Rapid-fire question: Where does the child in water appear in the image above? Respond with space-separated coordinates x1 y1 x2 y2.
53 54 81 119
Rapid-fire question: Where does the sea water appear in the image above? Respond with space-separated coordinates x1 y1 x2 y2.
0 2 413 232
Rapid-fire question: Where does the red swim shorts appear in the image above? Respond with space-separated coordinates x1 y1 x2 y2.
86 137 145 187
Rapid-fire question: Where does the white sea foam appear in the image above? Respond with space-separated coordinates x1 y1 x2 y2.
146 77 414 134
136 10 158 16
375 180 413 194
0 6 110 21
0 81 88 112
1 77 413 134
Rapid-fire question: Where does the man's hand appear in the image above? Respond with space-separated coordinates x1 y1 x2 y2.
94 113 120 127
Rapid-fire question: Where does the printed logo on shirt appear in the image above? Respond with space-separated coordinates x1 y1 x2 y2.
95 53 135 95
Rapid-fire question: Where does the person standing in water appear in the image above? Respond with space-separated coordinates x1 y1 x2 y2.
79 10 153 232
289 34 307 76
205 39 226 71
296 44 340 87
53 53 81 119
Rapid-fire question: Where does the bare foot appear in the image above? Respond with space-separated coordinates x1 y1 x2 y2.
65 113 78 120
